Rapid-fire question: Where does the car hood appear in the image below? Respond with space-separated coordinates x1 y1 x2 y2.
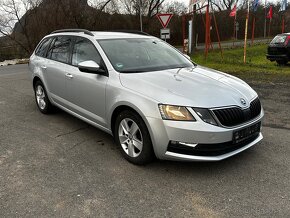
119 66 257 108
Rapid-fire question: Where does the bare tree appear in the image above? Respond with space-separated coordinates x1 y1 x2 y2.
0 0 41 53
88 0 117 12
147 0 165 18
163 1 188 15
211 0 247 12
118 0 164 18
119 0 135 14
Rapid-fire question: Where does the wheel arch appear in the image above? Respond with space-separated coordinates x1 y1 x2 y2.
110 103 158 159
32 76 43 89
32 76 54 105
110 104 148 135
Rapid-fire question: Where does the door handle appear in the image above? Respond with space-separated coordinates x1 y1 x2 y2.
65 73 74 79
41 65 47 69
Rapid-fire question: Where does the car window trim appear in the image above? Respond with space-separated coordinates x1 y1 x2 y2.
46 35 73 65
35 37 53 58
35 35 109 77
71 36 109 76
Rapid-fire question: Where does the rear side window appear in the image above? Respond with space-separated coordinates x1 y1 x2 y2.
47 36 72 63
72 37 101 66
271 35 287 44
35 38 51 57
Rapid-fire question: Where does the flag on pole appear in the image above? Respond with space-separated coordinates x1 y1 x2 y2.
267 6 273 19
229 5 237 17
253 0 259 12
279 0 287 12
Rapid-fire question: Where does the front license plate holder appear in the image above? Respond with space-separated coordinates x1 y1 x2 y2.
233 122 261 144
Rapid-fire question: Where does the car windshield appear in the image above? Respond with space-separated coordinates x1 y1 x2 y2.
270 35 287 44
98 38 194 73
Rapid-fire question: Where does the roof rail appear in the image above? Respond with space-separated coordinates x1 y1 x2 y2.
109 30 151 36
51 29 94 36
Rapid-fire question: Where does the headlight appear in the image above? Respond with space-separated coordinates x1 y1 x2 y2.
193 108 217 126
159 105 196 121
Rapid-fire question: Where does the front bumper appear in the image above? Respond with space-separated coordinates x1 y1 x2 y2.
266 54 288 61
165 133 263 161
147 110 264 161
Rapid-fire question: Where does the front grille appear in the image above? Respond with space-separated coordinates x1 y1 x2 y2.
250 98 262 119
212 98 261 127
167 133 259 157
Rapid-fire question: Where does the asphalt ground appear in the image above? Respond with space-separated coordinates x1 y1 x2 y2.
0 64 289 217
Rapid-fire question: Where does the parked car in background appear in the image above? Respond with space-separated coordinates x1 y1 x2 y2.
29 29 264 165
267 33 290 65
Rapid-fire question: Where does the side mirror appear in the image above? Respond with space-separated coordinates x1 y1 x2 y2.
78 61 106 75
184 54 191 60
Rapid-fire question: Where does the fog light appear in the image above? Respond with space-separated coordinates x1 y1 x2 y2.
171 141 198 148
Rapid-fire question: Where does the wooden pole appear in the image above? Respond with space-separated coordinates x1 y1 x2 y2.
191 4 197 54
211 7 223 59
201 11 206 26
200 7 213 50
205 5 210 58
268 18 272 37
233 1 237 46
243 0 250 64
209 14 213 50
282 15 285 33
264 0 267 38
233 17 236 46
251 16 256 45
182 15 186 53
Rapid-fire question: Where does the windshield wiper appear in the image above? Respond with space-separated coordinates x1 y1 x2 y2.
175 64 197 74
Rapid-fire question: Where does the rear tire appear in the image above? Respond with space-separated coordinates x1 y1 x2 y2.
114 110 155 165
34 81 53 114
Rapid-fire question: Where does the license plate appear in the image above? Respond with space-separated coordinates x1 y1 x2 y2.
233 122 261 144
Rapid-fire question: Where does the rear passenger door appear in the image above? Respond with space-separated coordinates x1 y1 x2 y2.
65 37 108 126
43 36 72 105
32 37 52 84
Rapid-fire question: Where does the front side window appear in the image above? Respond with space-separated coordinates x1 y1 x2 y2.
47 36 72 63
72 37 101 66
35 38 51 57
98 38 194 73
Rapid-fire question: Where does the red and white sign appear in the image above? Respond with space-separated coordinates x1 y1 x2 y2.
156 13 173 29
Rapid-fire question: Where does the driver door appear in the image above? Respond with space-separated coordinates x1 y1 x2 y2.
65 37 108 126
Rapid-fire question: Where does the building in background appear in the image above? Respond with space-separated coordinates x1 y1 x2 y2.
188 0 196 13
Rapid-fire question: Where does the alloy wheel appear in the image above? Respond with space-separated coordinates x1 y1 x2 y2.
118 118 143 158
36 85 46 110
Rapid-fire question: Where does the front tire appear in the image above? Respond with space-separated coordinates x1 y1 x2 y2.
34 81 53 114
114 110 155 165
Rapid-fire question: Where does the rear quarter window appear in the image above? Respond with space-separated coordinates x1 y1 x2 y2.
35 38 51 57
47 36 72 64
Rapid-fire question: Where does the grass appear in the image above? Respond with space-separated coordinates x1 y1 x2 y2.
191 44 290 82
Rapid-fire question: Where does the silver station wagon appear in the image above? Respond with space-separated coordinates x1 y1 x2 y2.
29 29 264 165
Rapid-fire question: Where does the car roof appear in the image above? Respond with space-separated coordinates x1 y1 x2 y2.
48 31 153 40
92 32 152 39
